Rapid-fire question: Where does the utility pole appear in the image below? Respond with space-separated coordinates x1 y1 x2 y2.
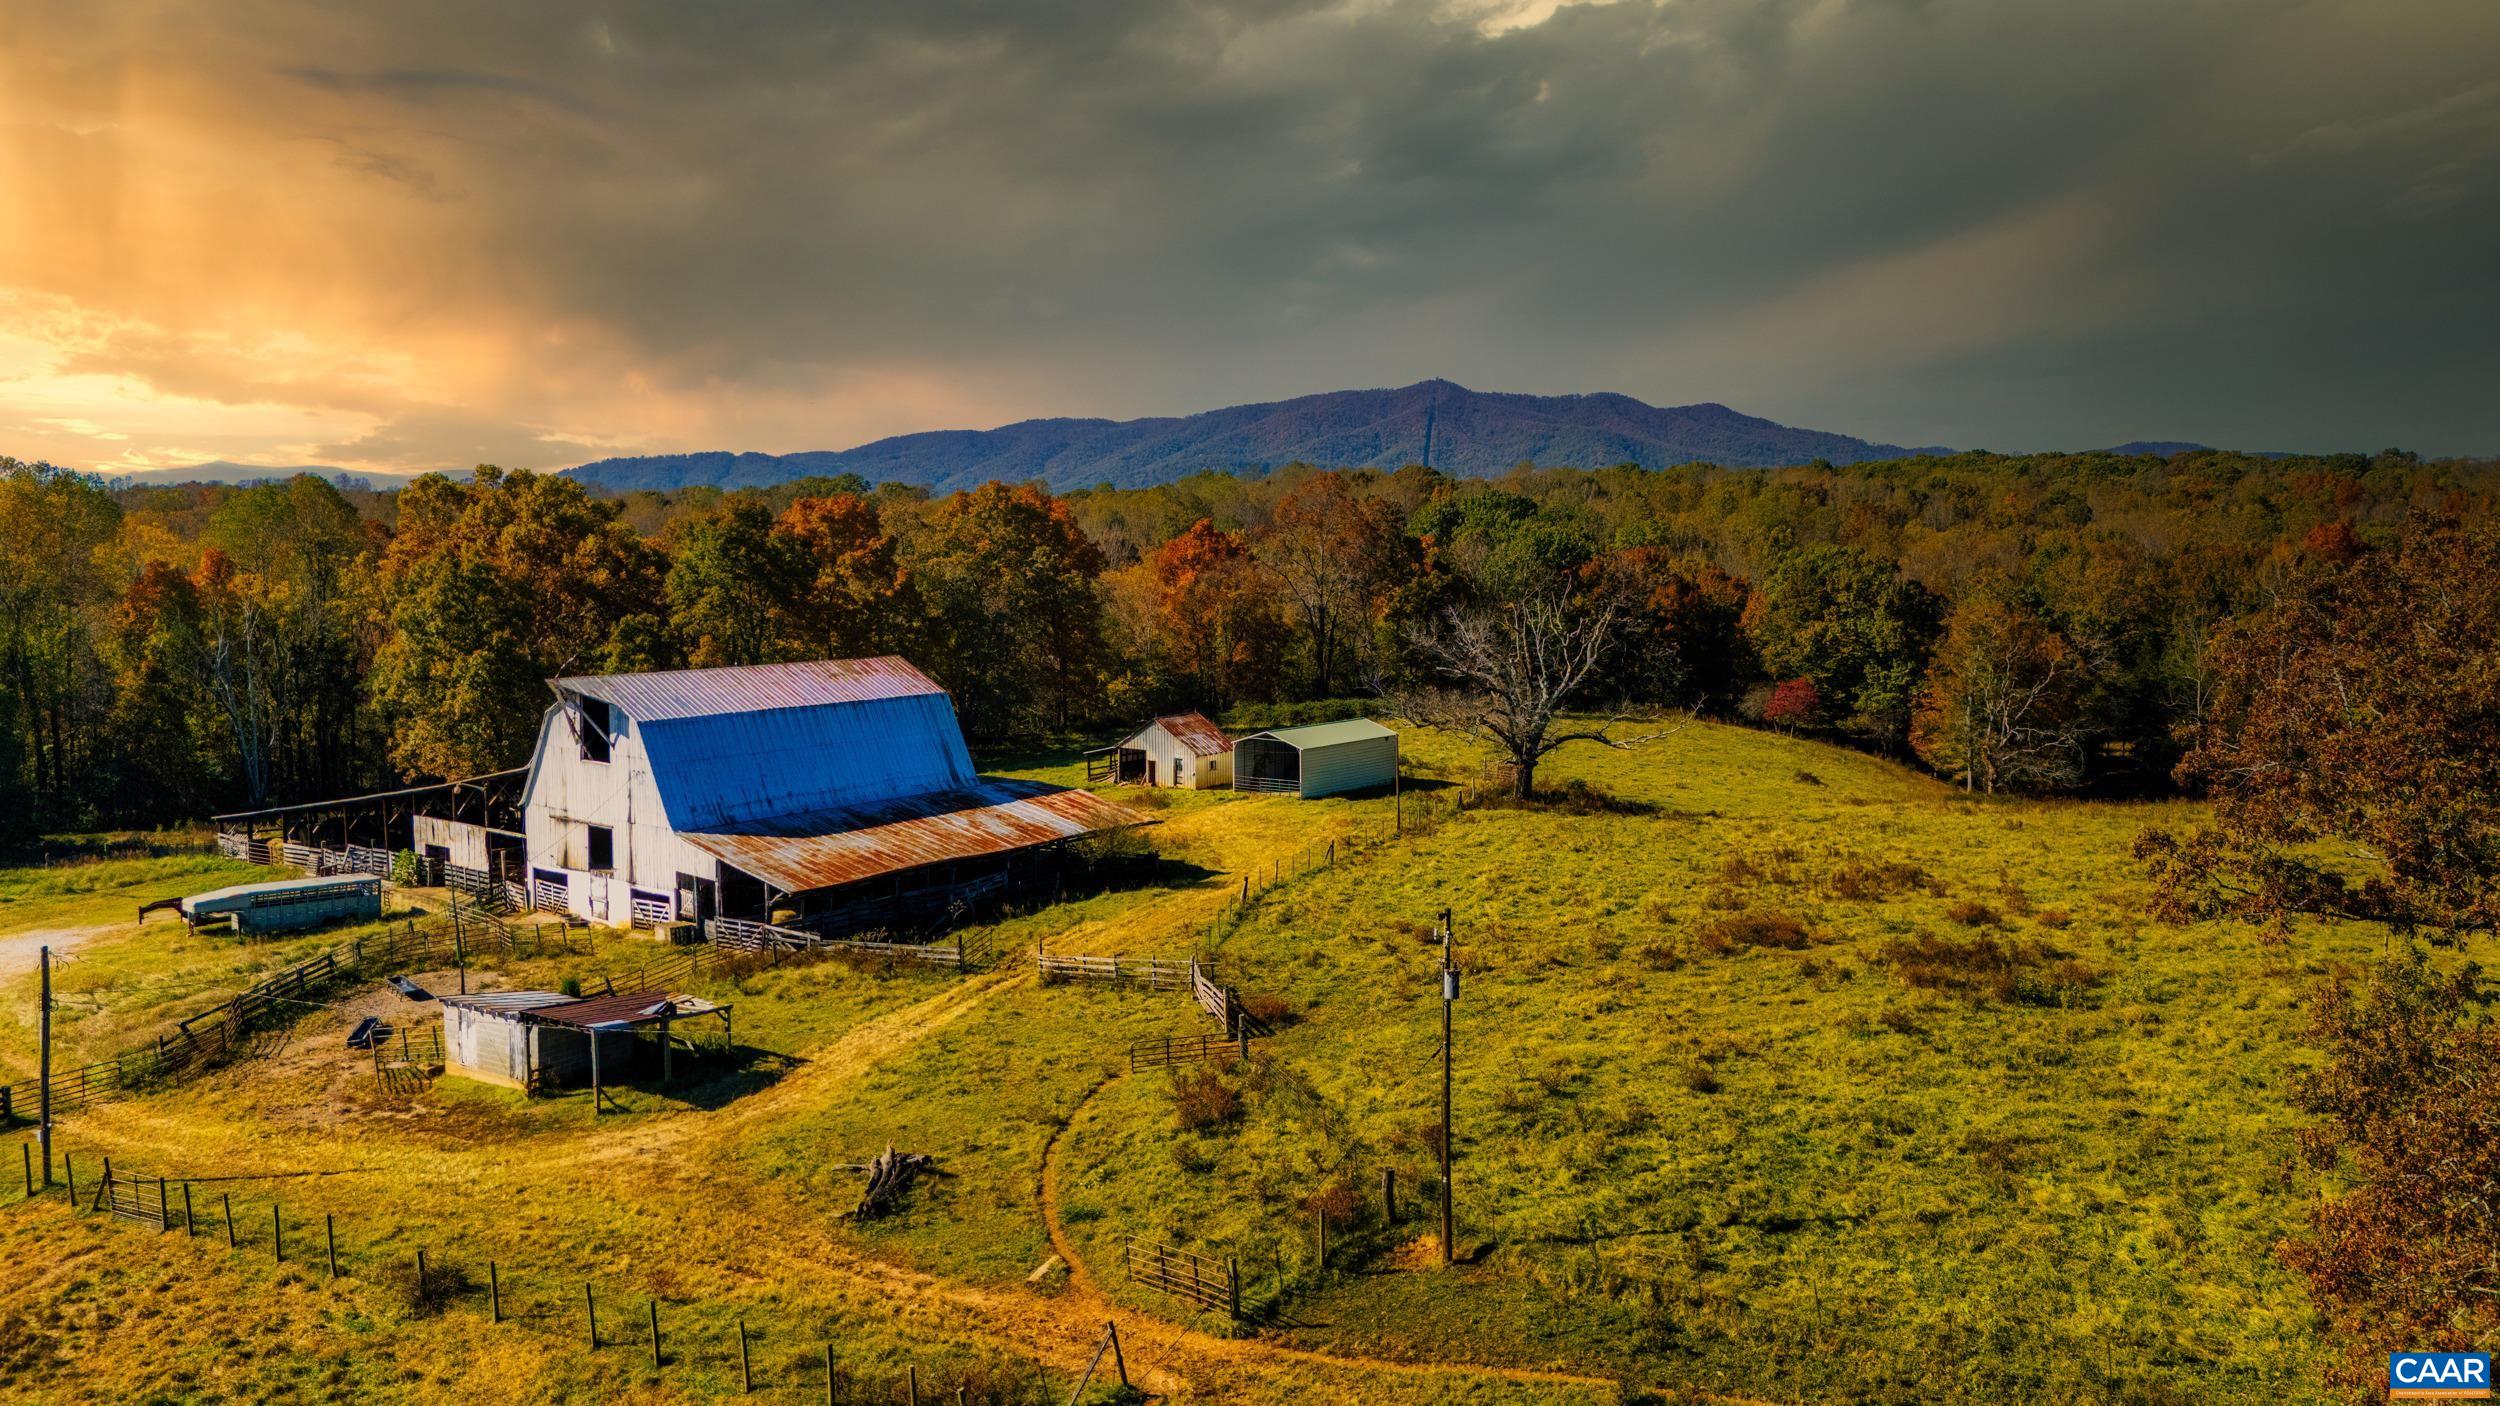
38 945 53 1186
1438 906 1456 1267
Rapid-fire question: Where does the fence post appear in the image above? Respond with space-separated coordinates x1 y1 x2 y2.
1109 1320 1129 1387
908 1363 920 1406
649 1299 662 1368
416 1249 427 1299
223 1192 235 1247
1383 1168 1397 1223
585 1282 598 1347
272 1202 284 1262
327 1214 339 1278
158 1177 169 1232
824 1343 836 1406
182 1182 194 1236
490 1262 502 1323
1229 1255 1241 1319
19 1143 27 1198
737 1318 751 1392
63 1152 74 1205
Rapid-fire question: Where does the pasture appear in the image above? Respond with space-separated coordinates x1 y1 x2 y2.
0 723 2354 1403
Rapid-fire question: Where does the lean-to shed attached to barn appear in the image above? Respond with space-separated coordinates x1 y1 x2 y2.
1231 719 1400 799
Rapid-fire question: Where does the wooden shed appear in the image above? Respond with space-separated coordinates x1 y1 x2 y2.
1089 713 1233 789
1231 719 1400 799
441 988 730 1096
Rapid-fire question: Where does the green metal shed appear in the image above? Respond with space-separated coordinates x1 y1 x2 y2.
1231 719 1400 799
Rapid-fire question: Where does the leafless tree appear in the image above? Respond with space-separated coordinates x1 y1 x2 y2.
1388 587 1686 800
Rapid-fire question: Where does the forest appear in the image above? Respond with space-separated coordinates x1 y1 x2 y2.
2 446 2493 841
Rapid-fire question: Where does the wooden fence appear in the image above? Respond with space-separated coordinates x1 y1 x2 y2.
1127 1031 1255 1071
707 917 966 969
1122 1235 1239 1318
0 904 575 1129
1034 951 1192 990
27 1145 1114 1402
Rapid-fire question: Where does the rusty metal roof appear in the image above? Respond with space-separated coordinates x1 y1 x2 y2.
680 779 1151 894
522 990 702 1030
440 990 573 1015
1146 713 1231 758
551 657 945 723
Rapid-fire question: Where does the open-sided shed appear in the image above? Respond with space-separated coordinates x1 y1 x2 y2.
1088 712 1233 789
441 988 731 1100
172 875 382 935
1231 719 1399 799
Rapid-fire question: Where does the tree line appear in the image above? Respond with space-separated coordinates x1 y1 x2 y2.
2 446 2493 837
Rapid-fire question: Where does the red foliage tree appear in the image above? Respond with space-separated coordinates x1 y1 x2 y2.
1762 677 1821 730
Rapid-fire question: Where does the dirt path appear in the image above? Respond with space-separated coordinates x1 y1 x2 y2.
0 922 116 980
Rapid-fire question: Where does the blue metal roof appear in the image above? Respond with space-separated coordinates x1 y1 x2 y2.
633 687 979 831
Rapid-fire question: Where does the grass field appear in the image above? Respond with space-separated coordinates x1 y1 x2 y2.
0 723 2359 1403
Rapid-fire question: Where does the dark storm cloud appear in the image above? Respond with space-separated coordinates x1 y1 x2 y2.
7 0 2498 468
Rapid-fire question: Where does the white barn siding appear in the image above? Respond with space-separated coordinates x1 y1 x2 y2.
521 705 721 924
412 815 489 870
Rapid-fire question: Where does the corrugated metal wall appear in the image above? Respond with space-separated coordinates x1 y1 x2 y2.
1297 733 1400 798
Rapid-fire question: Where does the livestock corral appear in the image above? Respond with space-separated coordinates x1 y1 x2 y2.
0 716 2372 1404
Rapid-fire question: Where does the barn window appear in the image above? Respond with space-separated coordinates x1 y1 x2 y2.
586 824 614 872
579 698 613 763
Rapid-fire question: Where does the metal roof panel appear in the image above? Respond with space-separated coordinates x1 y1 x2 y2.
680 779 1152 893
553 657 944 722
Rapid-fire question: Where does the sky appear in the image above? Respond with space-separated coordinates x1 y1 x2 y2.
4 0 2498 478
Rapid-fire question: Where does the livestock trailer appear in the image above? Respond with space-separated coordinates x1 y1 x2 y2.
177 875 383 935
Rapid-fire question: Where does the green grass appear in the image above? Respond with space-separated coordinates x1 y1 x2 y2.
1052 723 2350 1402
0 723 2373 1402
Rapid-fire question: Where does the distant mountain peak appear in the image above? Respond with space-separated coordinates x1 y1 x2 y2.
562 381 1947 494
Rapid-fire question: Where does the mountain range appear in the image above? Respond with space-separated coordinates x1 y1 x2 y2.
558 380 1952 494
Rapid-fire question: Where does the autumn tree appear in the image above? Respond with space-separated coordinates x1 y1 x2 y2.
368 467 666 777
773 492 919 660
1134 519 1288 709
0 459 120 834
1910 592 2087 794
907 481 1108 737
2138 517 2500 938
666 497 802 668
1256 474 1403 697
1599 547 1753 712
2276 950 2500 1393
1742 545 1941 749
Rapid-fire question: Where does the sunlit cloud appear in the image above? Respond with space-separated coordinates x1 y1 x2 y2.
1 0 2496 475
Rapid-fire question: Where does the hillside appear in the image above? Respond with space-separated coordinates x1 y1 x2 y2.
561 380 1949 493
0 723 2356 1403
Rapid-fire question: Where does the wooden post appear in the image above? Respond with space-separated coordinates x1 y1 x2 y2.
62 1151 73 1205
37 946 52 1187
824 1343 835 1406
272 1202 284 1261
158 1177 169 1232
1108 1320 1128 1387
416 1249 427 1299
585 1282 598 1347
326 1214 339 1278
183 1182 194 1236
737 1318 751 1392
222 1192 235 1247
19 1142 28 1198
1441 905 1455 1267
1228 1256 1240 1319
490 1262 502 1323
590 1032 603 1117
648 1299 662 1368
908 1363 920 1406
1382 1168 1396 1224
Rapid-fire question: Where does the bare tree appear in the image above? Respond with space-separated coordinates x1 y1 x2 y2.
1388 588 1684 800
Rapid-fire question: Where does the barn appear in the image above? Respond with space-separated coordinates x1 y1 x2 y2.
519 657 1146 934
1231 719 1401 799
1089 713 1233 789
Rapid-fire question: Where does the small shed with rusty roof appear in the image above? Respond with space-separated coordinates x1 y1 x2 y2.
441 988 731 1098
1089 712 1234 789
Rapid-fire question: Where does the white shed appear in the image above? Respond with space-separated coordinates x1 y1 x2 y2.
1231 719 1400 799
1096 713 1233 789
